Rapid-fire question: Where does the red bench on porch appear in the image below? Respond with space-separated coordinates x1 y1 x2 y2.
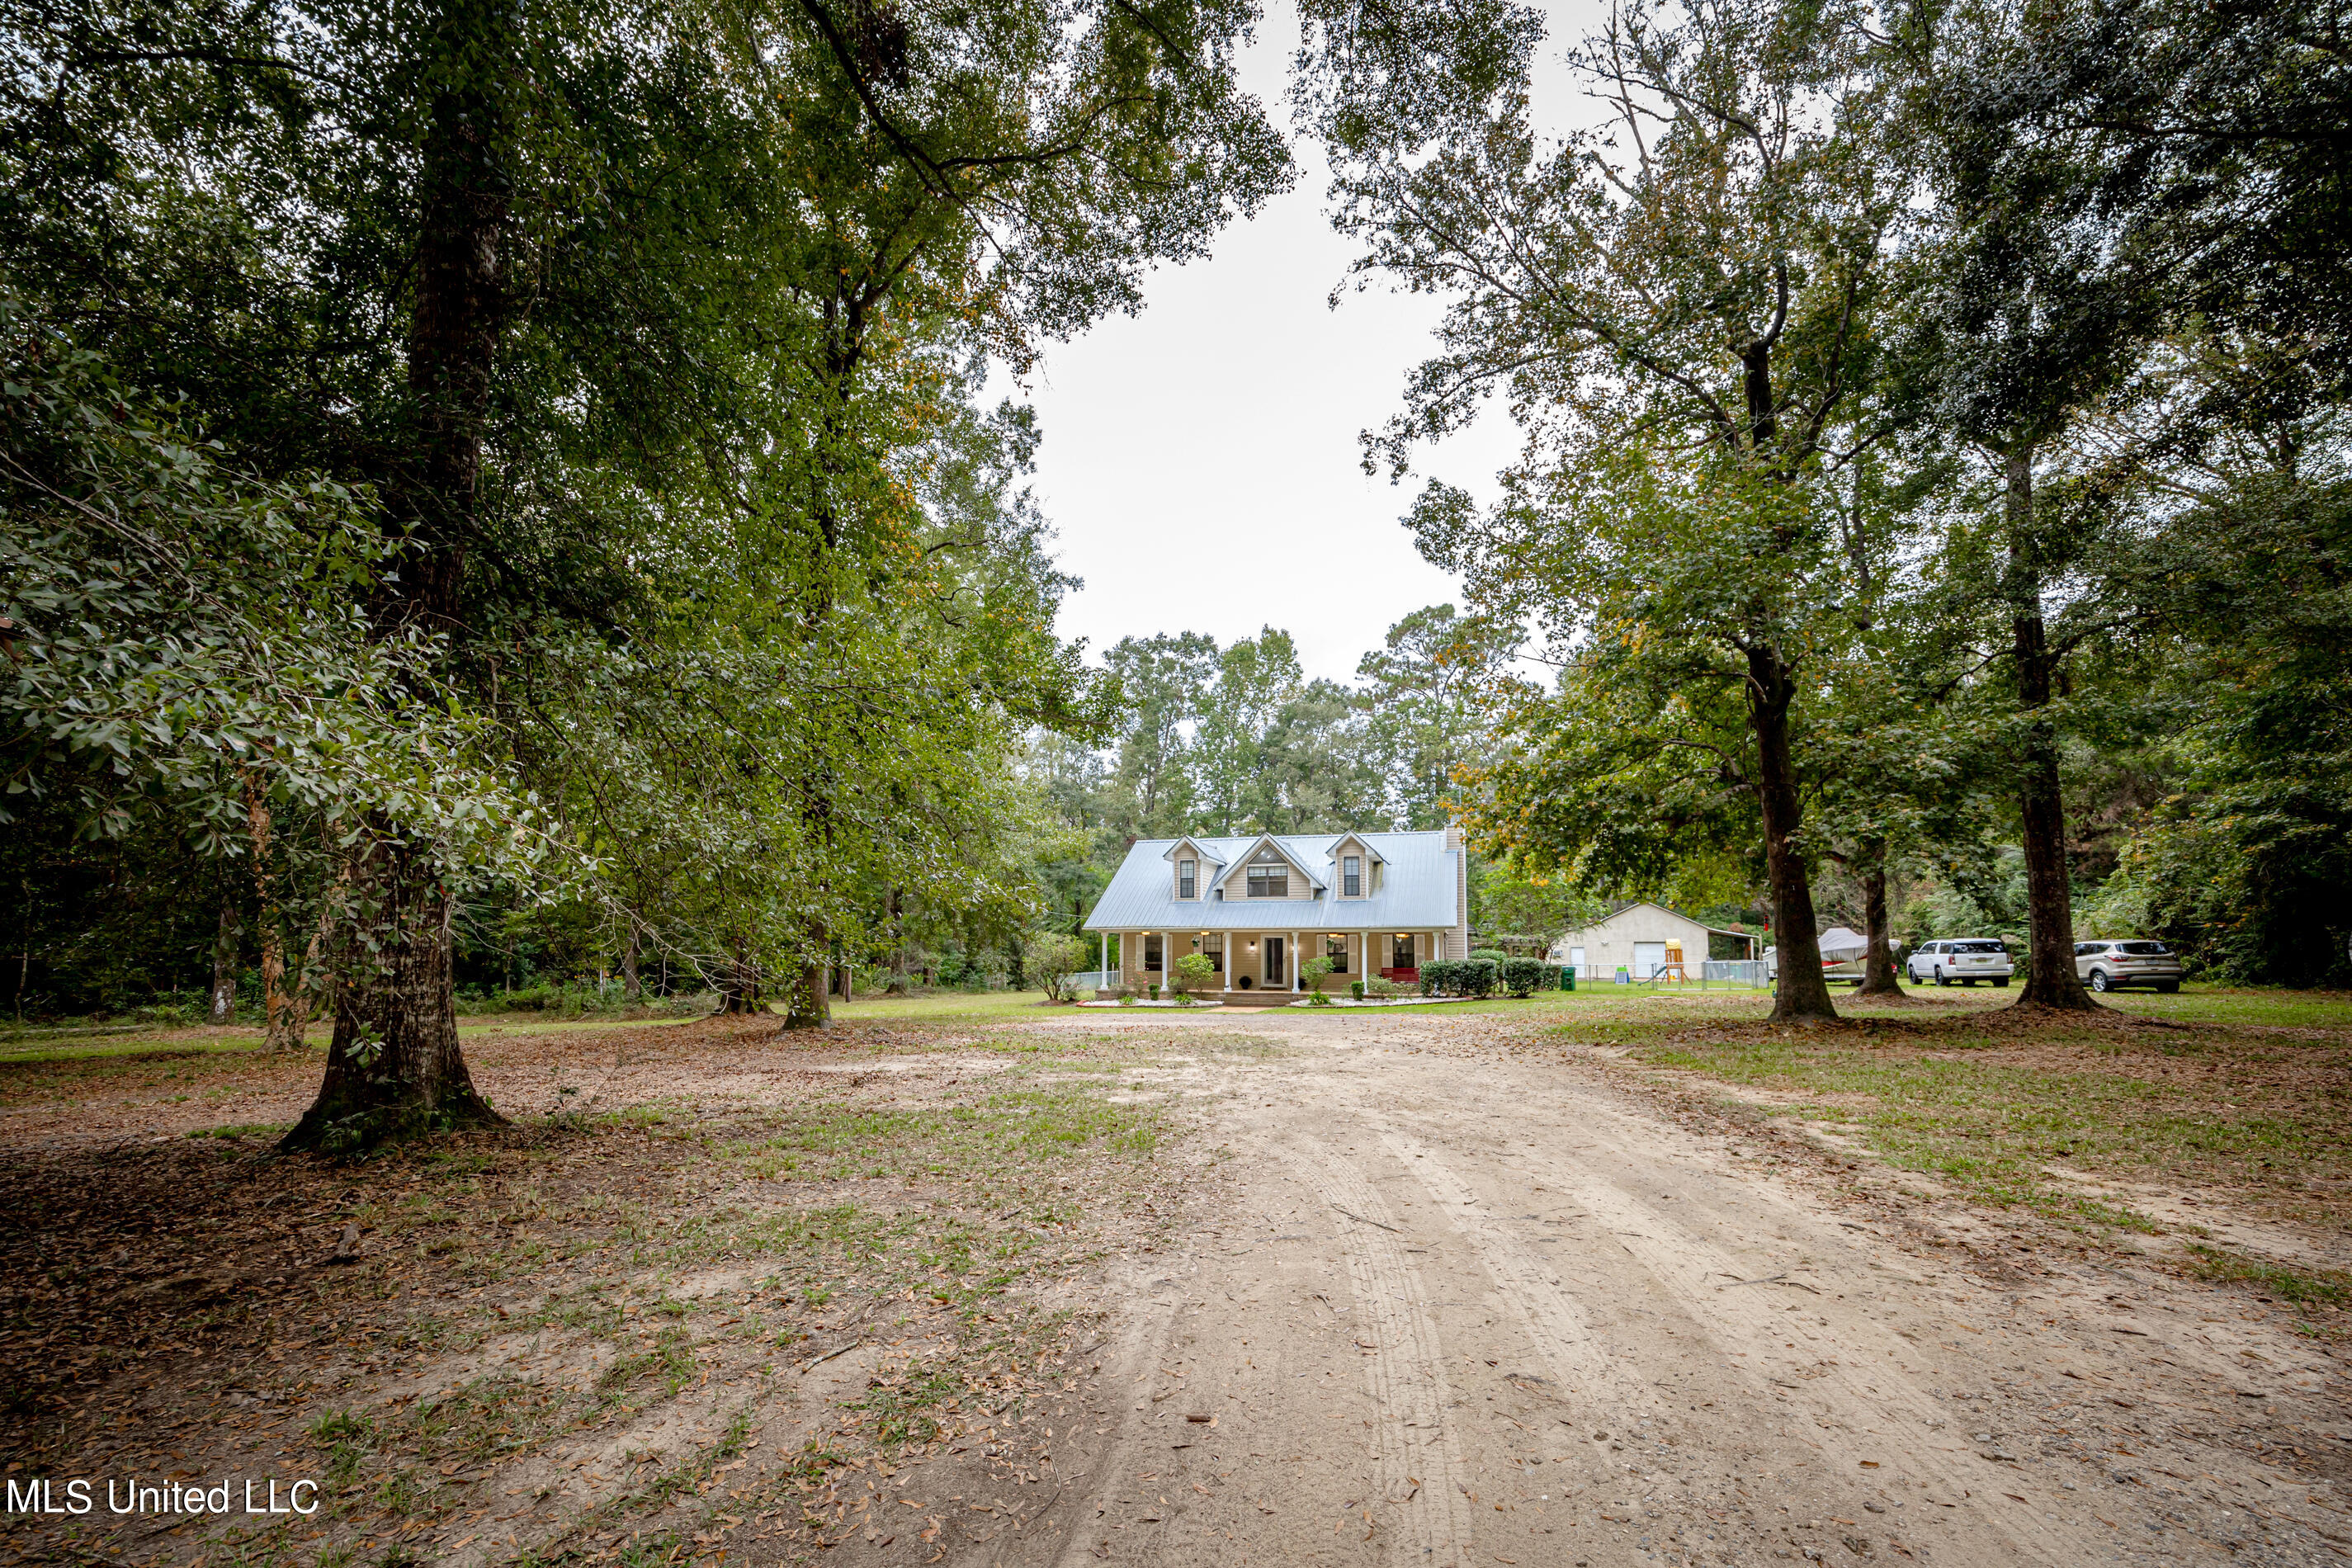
1379 966 1419 984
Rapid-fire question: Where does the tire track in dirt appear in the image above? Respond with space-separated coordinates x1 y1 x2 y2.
1288 1135 1476 1565
1342 1072 2111 1566
1557 1170 2100 1566
1046 1261 1192 1568
1372 1125 1641 1407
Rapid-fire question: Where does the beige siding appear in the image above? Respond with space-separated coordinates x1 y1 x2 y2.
1547 903 1714 977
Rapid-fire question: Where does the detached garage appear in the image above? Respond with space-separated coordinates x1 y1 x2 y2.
1545 901 1761 980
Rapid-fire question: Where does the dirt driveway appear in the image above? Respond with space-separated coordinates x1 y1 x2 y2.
1009 1007 2349 1568
3 1001 2346 1568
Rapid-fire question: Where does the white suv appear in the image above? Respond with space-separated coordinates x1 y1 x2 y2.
1906 938 2014 987
2075 940 2184 994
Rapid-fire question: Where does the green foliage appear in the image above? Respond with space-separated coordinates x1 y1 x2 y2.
1300 955 1336 994
0 302 522 866
1498 956 1549 997
2099 475 2352 984
1358 42 1900 1009
1170 952 1217 996
1354 604 1528 827
0 0 1295 1041
1469 859 1608 952
1417 959 1495 998
1027 933 1090 1004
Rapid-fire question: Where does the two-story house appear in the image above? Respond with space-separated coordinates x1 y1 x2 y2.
1083 826 1471 999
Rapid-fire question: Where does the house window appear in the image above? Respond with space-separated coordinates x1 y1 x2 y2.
1178 858 1196 899
1391 933 1415 970
1144 934 1162 972
1205 934 1223 975
1247 864 1289 898
1325 934 1348 973
1342 855 1361 896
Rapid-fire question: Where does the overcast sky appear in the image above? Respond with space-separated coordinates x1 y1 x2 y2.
1002 1 1598 686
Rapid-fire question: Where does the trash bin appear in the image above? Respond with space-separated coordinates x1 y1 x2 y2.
1559 966 1576 991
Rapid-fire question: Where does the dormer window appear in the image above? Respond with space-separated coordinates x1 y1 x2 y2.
1343 855 1362 897
1246 863 1289 898
1178 858 1197 899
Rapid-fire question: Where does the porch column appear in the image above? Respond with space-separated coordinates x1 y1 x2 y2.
1291 930 1301 991
1098 931 1107 987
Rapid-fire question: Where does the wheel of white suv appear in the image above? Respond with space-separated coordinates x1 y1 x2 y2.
2090 970 2112 993
1934 966 1948 986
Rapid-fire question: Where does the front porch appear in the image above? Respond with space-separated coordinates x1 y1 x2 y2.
1088 928 1444 999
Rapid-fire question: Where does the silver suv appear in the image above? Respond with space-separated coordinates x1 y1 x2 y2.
2075 940 2183 994
1906 938 2013 987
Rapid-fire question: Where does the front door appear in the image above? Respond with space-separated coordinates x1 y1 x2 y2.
1263 937 1286 987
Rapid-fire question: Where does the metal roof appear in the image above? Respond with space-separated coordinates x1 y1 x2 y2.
1084 831 1460 932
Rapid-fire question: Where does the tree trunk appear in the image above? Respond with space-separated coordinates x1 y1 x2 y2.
1747 645 1840 1022
2005 445 2096 1011
715 938 758 1013
243 783 302 1052
885 887 907 994
284 883 343 1051
783 920 830 1027
621 921 642 1005
1855 851 1906 998
283 8 513 1145
208 896 241 1026
280 839 498 1150
17 877 34 1023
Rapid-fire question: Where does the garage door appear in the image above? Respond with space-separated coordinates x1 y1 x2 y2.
1632 942 1666 979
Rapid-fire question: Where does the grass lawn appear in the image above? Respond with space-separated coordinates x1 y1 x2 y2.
0 1011 700 1065
1391 977 2352 1322
1378 976 2352 1028
830 988 1073 1023
0 1014 1198 1566
455 1012 699 1037
1501 982 2352 1312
